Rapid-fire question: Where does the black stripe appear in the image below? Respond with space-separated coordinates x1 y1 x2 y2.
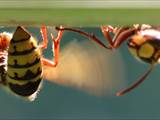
8 79 42 96
7 68 42 81
8 46 36 56
8 57 40 68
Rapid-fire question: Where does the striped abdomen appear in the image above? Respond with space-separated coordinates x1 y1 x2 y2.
7 26 42 98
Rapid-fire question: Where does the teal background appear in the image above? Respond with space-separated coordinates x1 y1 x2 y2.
0 27 160 119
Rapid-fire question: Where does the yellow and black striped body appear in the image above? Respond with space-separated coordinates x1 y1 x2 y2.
128 29 160 64
6 26 42 98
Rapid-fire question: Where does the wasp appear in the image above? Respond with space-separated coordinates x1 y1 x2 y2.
0 26 109 101
56 24 160 96
0 26 65 101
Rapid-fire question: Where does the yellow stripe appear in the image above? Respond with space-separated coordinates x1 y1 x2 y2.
7 61 42 78
8 48 41 65
8 37 38 53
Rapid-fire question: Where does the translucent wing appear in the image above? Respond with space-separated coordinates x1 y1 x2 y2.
43 39 126 96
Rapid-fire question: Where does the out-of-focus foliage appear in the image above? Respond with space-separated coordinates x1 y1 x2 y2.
0 8 160 26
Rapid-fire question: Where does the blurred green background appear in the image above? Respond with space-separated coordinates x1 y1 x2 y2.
0 8 160 26
0 0 160 26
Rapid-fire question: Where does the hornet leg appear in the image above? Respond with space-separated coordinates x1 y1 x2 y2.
39 25 64 67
